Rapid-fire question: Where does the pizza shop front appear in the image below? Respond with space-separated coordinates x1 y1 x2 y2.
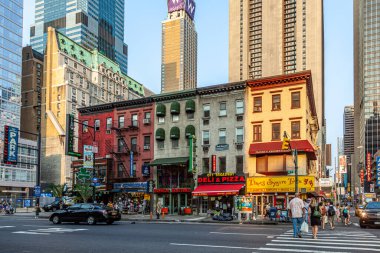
192 173 246 215
246 176 315 217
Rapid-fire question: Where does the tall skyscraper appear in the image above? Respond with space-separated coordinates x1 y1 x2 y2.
0 1 38 195
30 0 128 74
229 0 324 128
161 0 197 93
344 106 354 162
354 0 380 176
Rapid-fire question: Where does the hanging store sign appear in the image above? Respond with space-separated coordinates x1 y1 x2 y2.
376 157 380 187
367 153 372 182
3 125 19 164
211 155 216 173
246 176 315 193
65 114 81 157
360 169 364 184
83 145 93 169
215 144 229 151
142 164 150 177
339 155 347 174
319 178 332 188
197 173 245 184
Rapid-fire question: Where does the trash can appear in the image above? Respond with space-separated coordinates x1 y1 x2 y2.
269 207 277 221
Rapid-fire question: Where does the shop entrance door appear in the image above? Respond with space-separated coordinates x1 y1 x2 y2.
172 194 179 214
255 195 274 216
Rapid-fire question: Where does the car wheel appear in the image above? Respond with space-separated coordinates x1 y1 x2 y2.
87 216 96 225
52 215 61 224
52 207 57 212
106 220 114 225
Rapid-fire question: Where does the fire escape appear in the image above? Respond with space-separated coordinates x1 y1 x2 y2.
106 118 140 183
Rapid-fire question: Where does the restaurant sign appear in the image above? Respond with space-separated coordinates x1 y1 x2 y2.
154 188 191 193
246 176 315 193
197 173 245 184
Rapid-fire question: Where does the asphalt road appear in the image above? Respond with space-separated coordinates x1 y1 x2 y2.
1 215 380 253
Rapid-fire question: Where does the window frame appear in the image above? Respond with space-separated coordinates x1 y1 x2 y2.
202 130 210 145
272 123 281 141
291 121 301 139
236 100 244 115
253 124 262 142
82 120 88 133
203 104 210 118
253 96 262 112
218 128 226 144
236 127 244 143
118 116 125 128
291 91 301 109
272 94 281 111
219 102 227 117
94 119 100 131
106 117 112 131
219 157 226 173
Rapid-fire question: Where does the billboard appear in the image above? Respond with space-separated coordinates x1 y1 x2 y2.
83 145 93 169
339 155 347 174
167 0 196 20
3 125 19 164
319 178 332 187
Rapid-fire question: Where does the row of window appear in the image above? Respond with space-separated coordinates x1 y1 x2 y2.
203 100 244 118
253 91 300 112
202 156 244 174
202 127 244 145
253 121 301 142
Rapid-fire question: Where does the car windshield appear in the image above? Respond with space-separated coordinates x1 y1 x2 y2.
365 202 380 209
68 204 81 210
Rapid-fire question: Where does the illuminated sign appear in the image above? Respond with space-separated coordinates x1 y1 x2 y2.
211 155 216 173
3 125 18 164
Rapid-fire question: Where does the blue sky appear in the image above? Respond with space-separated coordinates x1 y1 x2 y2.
22 0 353 167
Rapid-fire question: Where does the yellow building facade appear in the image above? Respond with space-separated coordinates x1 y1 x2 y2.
244 71 319 214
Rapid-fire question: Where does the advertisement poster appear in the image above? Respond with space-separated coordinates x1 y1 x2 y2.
83 145 93 169
339 155 347 174
236 196 252 213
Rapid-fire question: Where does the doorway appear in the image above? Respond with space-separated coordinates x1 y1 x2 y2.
255 195 274 216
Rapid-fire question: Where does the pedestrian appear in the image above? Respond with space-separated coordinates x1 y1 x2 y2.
288 192 305 238
35 204 41 219
327 201 337 230
309 199 321 239
304 198 311 224
320 202 327 230
336 203 341 223
343 204 350 225
156 201 162 219
265 203 271 219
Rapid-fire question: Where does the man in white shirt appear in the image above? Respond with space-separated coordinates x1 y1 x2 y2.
289 193 305 238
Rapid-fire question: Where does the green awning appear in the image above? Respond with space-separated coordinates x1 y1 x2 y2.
185 100 195 112
155 128 165 140
148 157 189 166
185 125 195 138
170 127 180 139
156 103 166 117
170 101 180 114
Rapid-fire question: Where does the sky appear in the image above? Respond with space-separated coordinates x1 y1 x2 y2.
22 0 353 168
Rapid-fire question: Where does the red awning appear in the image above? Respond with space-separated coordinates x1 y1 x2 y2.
249 140 316 160
192 184 245 196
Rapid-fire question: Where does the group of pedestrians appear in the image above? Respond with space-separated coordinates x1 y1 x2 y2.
289 193 352 239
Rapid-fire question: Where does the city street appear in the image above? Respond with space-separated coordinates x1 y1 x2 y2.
1 215 380 253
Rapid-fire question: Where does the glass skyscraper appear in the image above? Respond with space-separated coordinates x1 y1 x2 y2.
30 0 128 74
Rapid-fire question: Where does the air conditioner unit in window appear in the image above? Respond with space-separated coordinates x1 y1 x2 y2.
203 119 209 125
236 115 243 121
144 145 150 150
202 146 209 152
235 143 243 150
143 118 151 124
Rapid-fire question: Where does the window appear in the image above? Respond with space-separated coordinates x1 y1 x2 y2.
219 157 226 173
291 91 300 108
158 117 165 124
132 163 137 177
291 121 301 139
203 104 210 118
272 94 281 110
187 112 194 120
236 127 244 143
94 120 100 131
202 131 210 145
118 116 125 128
131 137 137 152
82 120 88 133
144 136 150 149
272 123 281 140
106 118 112 131
253 125 262 142
236 100 244 115
219 129 226 144
172 114 179 122
256 156 267 173
172 139 179 148
132 114 138 127
117 164 124 178
117 139 124 152
236 156 244 174
219 102 227 116
254 97 262 112
144 112 151 120
157 140 165 149
72 88 77 101
202 158 210 174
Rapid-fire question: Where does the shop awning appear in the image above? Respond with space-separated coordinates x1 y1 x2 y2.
148 157 189 166
192 184 245 196
249 140 317 160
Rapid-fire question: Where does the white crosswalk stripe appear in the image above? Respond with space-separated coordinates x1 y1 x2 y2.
12 227 88 235
257 229 380 253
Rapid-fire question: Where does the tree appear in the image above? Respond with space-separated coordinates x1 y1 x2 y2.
75 183 92 203
47 184 65 198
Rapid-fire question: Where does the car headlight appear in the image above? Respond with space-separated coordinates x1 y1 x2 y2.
361 212 367 218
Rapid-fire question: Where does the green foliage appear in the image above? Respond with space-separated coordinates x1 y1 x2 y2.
47 184 65 198
75 183 92 203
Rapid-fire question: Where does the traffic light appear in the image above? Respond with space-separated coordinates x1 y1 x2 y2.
282 137 290 150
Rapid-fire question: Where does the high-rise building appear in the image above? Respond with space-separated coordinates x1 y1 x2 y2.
30 0 128 74
161 0 197 93
354 0 380 181
229 0 324 128
0 1 38 195
344 106 354 162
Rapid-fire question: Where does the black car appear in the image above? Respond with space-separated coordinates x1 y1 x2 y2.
43 200 69 212
359 201 380 228
49 203 121 225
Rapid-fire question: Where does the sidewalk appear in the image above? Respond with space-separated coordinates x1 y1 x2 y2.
10 208 280 225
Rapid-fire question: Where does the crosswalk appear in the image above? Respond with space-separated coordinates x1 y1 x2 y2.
12 227 88 235
256 229 380 252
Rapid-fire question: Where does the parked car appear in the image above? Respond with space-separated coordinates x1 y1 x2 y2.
49 203 121 225
355 205 364 217
43 200 69 212
359 202 380 228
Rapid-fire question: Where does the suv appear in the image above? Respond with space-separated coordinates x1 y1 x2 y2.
359 202 380 228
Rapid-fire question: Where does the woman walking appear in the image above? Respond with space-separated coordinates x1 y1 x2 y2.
320 202 327 230
309 199 322 239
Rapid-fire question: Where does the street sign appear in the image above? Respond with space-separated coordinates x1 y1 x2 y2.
24 199 31 208
34 186 41 197
148 180 155 193
77 168 91 182
93 177 98 183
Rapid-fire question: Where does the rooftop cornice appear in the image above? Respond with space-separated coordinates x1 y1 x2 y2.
197 81 246 95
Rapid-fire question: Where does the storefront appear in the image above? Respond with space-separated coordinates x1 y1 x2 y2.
112 182 150 213
246 176 315 216
192 173 245 215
